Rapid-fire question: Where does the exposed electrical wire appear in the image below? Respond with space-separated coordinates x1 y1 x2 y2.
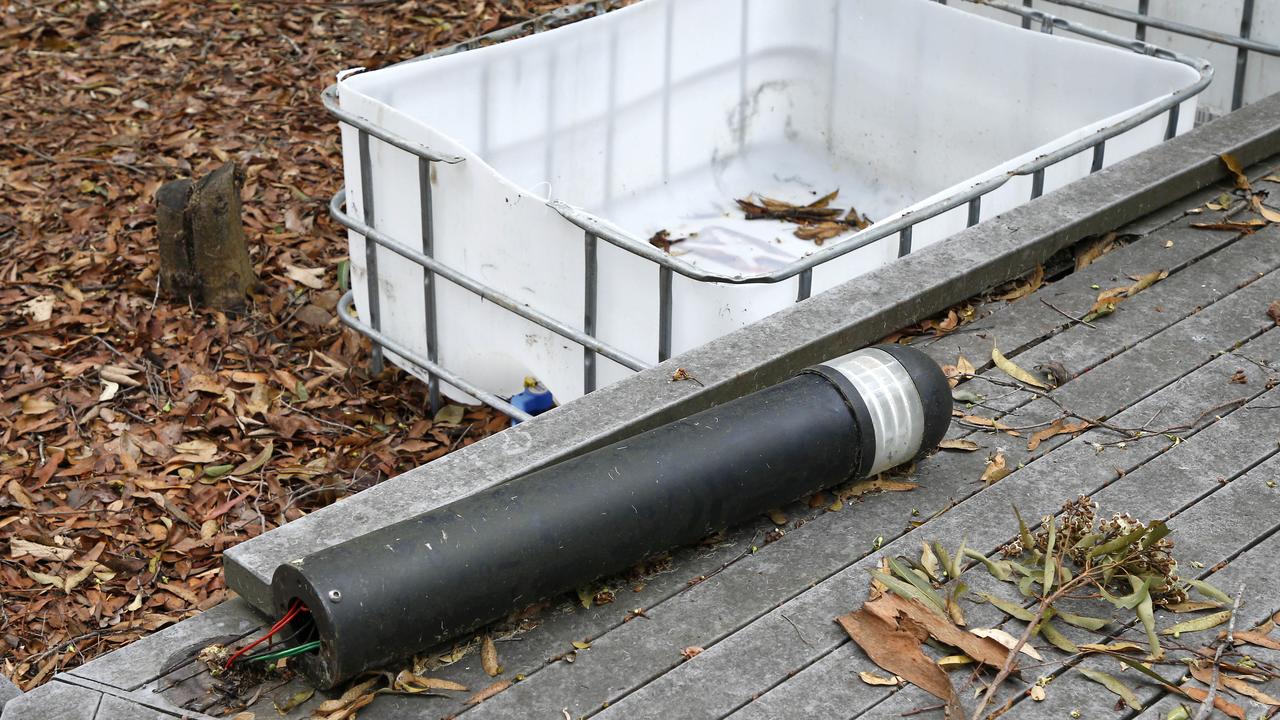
242 640 322 664
224 600 306 669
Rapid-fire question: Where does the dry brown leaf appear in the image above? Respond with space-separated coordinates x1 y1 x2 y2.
1126 269 1168 295
63 562 98 593
837 608 962 716
1269 301 1280 326
858 671 902 686
1075 233 1116 271
992 347 1048 389
481 634 502 677
1234 629 1280 651
21 397 57 415
315 679 378 714
1078 641 1144 654
393 670 467 693
1178 684 1247 720
100 365 142 386
1189 661 1280 706
7 479 36 511
10 538 74 562
970 628 1043 660
1029 685 1046 701
25 569 63 588
995 265 1045 302
1191 219 1267 233
465 679 512 706
1026 419 1091 451
285 264 326 289
1250 195 1280 223
980 452 1010 485
1220 153 1252 191
959 415 1022 437
838 478 920 500
862 591 1015 671
938 439 980 452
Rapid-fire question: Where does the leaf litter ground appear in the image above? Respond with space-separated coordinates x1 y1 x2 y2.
0 0 590 692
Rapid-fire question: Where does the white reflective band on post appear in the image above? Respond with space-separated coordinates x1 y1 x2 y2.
821 348 925 475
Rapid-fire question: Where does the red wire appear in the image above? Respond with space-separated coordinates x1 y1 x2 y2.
225 600 303 669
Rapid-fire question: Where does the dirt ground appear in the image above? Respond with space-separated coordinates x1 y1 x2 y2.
0 0 581 691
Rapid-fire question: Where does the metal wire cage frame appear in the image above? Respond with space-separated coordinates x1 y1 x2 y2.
1007 0 1280 114
326 0 1212 422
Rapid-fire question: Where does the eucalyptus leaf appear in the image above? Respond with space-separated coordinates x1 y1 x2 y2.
1037 616 1079 653
1160 610 1232 637
920 541 941 582
1136 589 1161 659
887 557 947 614
1077 667 1142 710
872 570 944 615
932 542 953 581
1072 532 1102 550
949 539 966 580
1042 519 1057 594
976 592 1037 622
1113 654 1178 687
1053 608 1109 631
1100 576 1153 610
1139 520 1170 550
1088 526 1148 559
1013 506 1035 554
963 548 1012 582
1018 575 1038 598
1007 560 1035 578
1185 578 1231 605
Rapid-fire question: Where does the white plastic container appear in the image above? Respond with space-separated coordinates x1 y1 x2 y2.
335 0 1201 406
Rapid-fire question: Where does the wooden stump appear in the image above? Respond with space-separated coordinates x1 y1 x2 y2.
156 162 257 311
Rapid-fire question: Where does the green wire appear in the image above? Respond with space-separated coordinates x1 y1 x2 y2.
249 640 321 663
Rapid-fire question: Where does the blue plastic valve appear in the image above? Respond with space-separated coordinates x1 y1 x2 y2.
510 377 555 423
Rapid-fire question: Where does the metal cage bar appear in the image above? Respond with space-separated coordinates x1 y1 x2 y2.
584 231 599 394
357 131 384 375
418 158 441 412
330 191 651 375
326 0 1212 418
336 292 532 422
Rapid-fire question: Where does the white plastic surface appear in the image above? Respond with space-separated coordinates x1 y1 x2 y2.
338 0 1199 405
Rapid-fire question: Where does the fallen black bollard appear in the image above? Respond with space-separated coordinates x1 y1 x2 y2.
271 345 951 688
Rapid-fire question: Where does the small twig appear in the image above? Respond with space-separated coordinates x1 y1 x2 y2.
901 703 947 717
1039 298 1096 329
780 613 812 648
1192 586 1244 720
